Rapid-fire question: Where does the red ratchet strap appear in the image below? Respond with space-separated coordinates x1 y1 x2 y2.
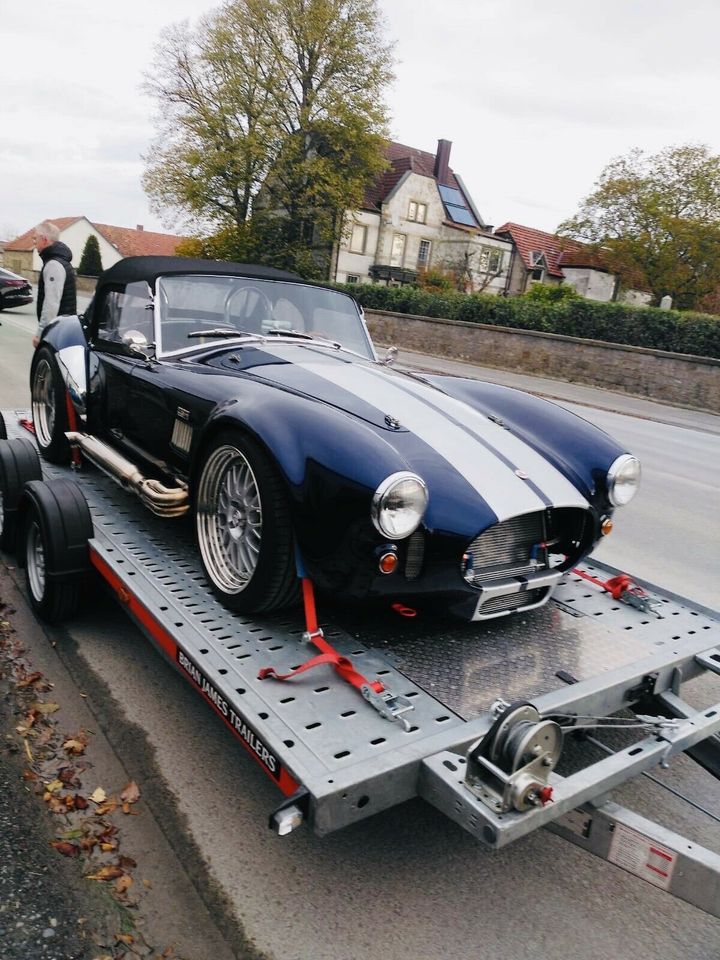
19 417 35 434
65 392 82 467
258 578 384 695
573 568 634 600
573 567 663 617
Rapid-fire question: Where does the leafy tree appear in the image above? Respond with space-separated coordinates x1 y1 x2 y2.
523 282 580 304
143 0 393 277
77 235 103 276
559 144 720 310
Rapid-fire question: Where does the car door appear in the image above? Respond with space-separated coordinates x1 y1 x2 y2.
88 281 156 453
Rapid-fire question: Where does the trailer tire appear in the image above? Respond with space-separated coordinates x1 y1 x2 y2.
0 412 7 439
20 479 93 624
0 438 42 553
195 431 298 613
31 346 71 464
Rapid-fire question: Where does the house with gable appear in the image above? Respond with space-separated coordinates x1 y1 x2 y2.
335 139 512 293
494 222 651 305
3 217 184 280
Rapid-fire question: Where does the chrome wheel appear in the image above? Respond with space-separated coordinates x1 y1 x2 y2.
196 444 262 594
26 520 46 602
32 358 56 449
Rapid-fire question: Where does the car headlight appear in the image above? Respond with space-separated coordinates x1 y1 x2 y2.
371 472 428 539
607 454 641 506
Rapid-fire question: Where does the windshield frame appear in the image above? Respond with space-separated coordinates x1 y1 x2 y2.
153 274 376 361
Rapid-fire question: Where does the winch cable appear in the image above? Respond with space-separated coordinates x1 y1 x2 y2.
583 733 720 824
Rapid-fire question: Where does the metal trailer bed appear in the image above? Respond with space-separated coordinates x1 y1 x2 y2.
1 410 719 919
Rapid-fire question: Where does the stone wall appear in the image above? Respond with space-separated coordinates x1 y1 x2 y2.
365 309 720 413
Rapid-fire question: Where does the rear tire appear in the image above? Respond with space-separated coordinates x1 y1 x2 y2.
20 479 93 624
31 346 71 464
195 432 298 613
0 438 42 553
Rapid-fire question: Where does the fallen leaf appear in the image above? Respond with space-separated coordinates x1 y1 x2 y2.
142 879 152 890
16 671 42 689
45 779 64 794
100 842 117 852
115 875 133 894
63 738 87 755
74 794 89 810
50 840 80 858
22 769 39 781
118 855 137 870
89 787 107 805
58 829 84 841
120 781 140 805
30 701 60 715
80 838 98 852
95 799 119 815
115 933 134 944
86 865 124 882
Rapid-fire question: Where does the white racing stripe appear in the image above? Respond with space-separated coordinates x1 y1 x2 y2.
270 349 588 520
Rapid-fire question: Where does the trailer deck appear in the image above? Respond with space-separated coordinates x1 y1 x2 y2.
2 409 719 918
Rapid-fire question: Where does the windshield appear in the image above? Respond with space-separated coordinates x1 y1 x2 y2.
155 275 374 359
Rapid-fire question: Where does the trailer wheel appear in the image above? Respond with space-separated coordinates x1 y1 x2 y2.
195 431 298 613
21 480 93 624
0 438 42 553
0 412 7 440
31 346 71 464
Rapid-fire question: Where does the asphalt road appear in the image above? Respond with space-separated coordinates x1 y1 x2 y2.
0 297 719 959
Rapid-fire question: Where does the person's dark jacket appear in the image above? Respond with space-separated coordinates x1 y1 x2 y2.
37 241 77 322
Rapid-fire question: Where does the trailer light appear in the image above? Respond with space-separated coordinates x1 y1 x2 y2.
371 472 428 539
601 517 614 536
378 551 398 574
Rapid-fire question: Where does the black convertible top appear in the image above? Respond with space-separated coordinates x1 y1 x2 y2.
97 256 304 293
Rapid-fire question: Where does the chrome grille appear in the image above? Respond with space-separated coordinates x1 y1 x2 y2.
478 587 547 616
464 512 546 586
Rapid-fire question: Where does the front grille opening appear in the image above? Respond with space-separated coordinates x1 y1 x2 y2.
404 530 425 581
462 512 547 586
478 587 547 616
461 507 590 597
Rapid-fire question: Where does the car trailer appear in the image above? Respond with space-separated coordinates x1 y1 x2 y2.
1 410 719 919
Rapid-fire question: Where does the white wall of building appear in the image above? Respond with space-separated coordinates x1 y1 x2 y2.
562 266 616 302
31 218 121 273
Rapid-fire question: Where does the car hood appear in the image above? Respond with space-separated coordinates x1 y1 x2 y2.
207 343 589 521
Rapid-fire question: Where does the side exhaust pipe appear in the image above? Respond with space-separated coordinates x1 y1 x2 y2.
65 432 189 517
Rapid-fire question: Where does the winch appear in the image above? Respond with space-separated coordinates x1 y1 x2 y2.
465 701 563 813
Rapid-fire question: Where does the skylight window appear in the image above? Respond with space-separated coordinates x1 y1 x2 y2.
438 185 478 227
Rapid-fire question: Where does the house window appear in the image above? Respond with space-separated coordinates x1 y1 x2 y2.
530 268 545 282
346 275 360 284
479 250 490 272
417 239 432 267
408 201 427 224
489 251 502 273
349 223 367 254
390 233 406 266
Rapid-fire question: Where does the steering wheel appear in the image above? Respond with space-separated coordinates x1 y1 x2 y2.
223 285 273 333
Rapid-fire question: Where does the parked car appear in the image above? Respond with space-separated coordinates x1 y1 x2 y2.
0 266 33 311
27 256 640 621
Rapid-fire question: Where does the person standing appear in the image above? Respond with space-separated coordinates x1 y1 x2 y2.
32 220 77 348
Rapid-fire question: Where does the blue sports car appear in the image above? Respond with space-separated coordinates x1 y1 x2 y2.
29 256 640 620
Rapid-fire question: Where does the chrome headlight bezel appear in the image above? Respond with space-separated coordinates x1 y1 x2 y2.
607 454 641 506
371 472 428 540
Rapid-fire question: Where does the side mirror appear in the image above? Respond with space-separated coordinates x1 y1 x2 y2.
123 330 155 361
384 345 398 366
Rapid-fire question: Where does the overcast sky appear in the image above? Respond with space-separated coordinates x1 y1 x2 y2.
2 0 719 241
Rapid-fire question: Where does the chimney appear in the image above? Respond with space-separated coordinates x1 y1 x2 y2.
433 139 452 184
136 224 144 231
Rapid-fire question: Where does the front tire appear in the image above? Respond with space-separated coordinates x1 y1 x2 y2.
195 432 298 613
21 480 93 624
0 438 42 553
31 346 71 464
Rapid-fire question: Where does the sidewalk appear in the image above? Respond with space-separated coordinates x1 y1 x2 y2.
395 347 720 435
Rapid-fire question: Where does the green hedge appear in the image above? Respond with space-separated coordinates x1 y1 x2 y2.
336 284 720 359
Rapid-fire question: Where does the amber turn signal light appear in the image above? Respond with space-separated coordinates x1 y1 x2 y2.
601 517 614 536
378 551 398 574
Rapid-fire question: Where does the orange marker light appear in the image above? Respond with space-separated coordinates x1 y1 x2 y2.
378 552 398 574
601 517 614 536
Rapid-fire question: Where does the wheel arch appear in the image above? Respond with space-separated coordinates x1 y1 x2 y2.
31 316 89 419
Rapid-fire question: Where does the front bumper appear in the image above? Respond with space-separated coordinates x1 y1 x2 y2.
451 568 563 620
